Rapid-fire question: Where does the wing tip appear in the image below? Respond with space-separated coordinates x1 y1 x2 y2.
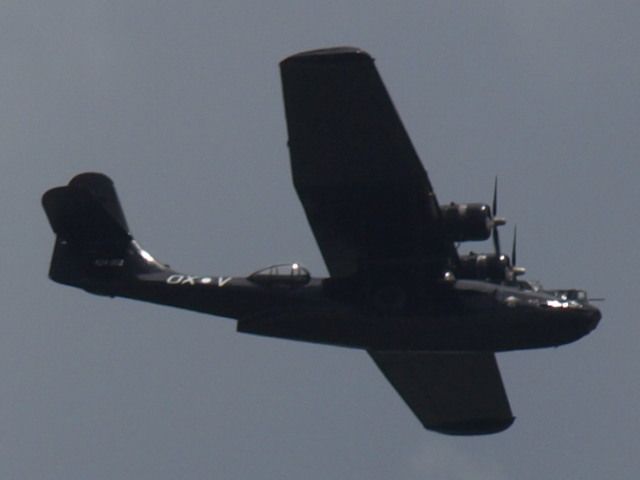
280 46 372 67
68 171 114 189
427 416 516 436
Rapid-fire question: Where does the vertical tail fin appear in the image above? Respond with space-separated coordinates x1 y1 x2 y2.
42 173 165 293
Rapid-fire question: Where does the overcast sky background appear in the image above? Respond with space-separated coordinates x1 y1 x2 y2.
2 1 639 478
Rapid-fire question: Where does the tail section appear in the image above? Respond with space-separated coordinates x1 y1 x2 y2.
42 173 166 294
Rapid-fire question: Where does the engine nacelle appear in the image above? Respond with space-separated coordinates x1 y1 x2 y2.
457 253 510 280
440 203 492 242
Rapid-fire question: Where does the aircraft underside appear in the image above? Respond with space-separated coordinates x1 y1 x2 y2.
237 305 598 352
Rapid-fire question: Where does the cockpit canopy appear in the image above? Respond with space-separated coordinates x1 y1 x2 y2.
550 289 588 302
248 263 311 287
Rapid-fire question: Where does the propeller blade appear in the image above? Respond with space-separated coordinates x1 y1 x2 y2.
512 225 517 266
492 177 501 255
493 176 498 217
493 222 501 255
510 226 526 276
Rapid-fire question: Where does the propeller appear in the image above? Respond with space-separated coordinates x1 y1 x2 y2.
492 177 506 255
492 177 526 279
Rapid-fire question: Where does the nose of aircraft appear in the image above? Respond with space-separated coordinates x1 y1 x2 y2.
586 305 602 331
577 304 601 335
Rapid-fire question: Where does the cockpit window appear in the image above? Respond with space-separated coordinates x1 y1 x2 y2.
563 289 587 301
248 263 311 287
549 289 588 303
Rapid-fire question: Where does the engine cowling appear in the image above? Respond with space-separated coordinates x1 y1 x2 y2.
457 253 511 280
440 203 492 242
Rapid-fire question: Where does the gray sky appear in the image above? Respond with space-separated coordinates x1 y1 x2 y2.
2 1 639 478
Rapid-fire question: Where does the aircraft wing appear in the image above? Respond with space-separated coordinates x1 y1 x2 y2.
369 351 514 435
280 47 456 277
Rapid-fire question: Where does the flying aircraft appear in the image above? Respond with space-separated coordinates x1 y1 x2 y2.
42 47 601 435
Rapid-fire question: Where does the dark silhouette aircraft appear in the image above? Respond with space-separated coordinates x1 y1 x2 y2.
42 47 600 435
